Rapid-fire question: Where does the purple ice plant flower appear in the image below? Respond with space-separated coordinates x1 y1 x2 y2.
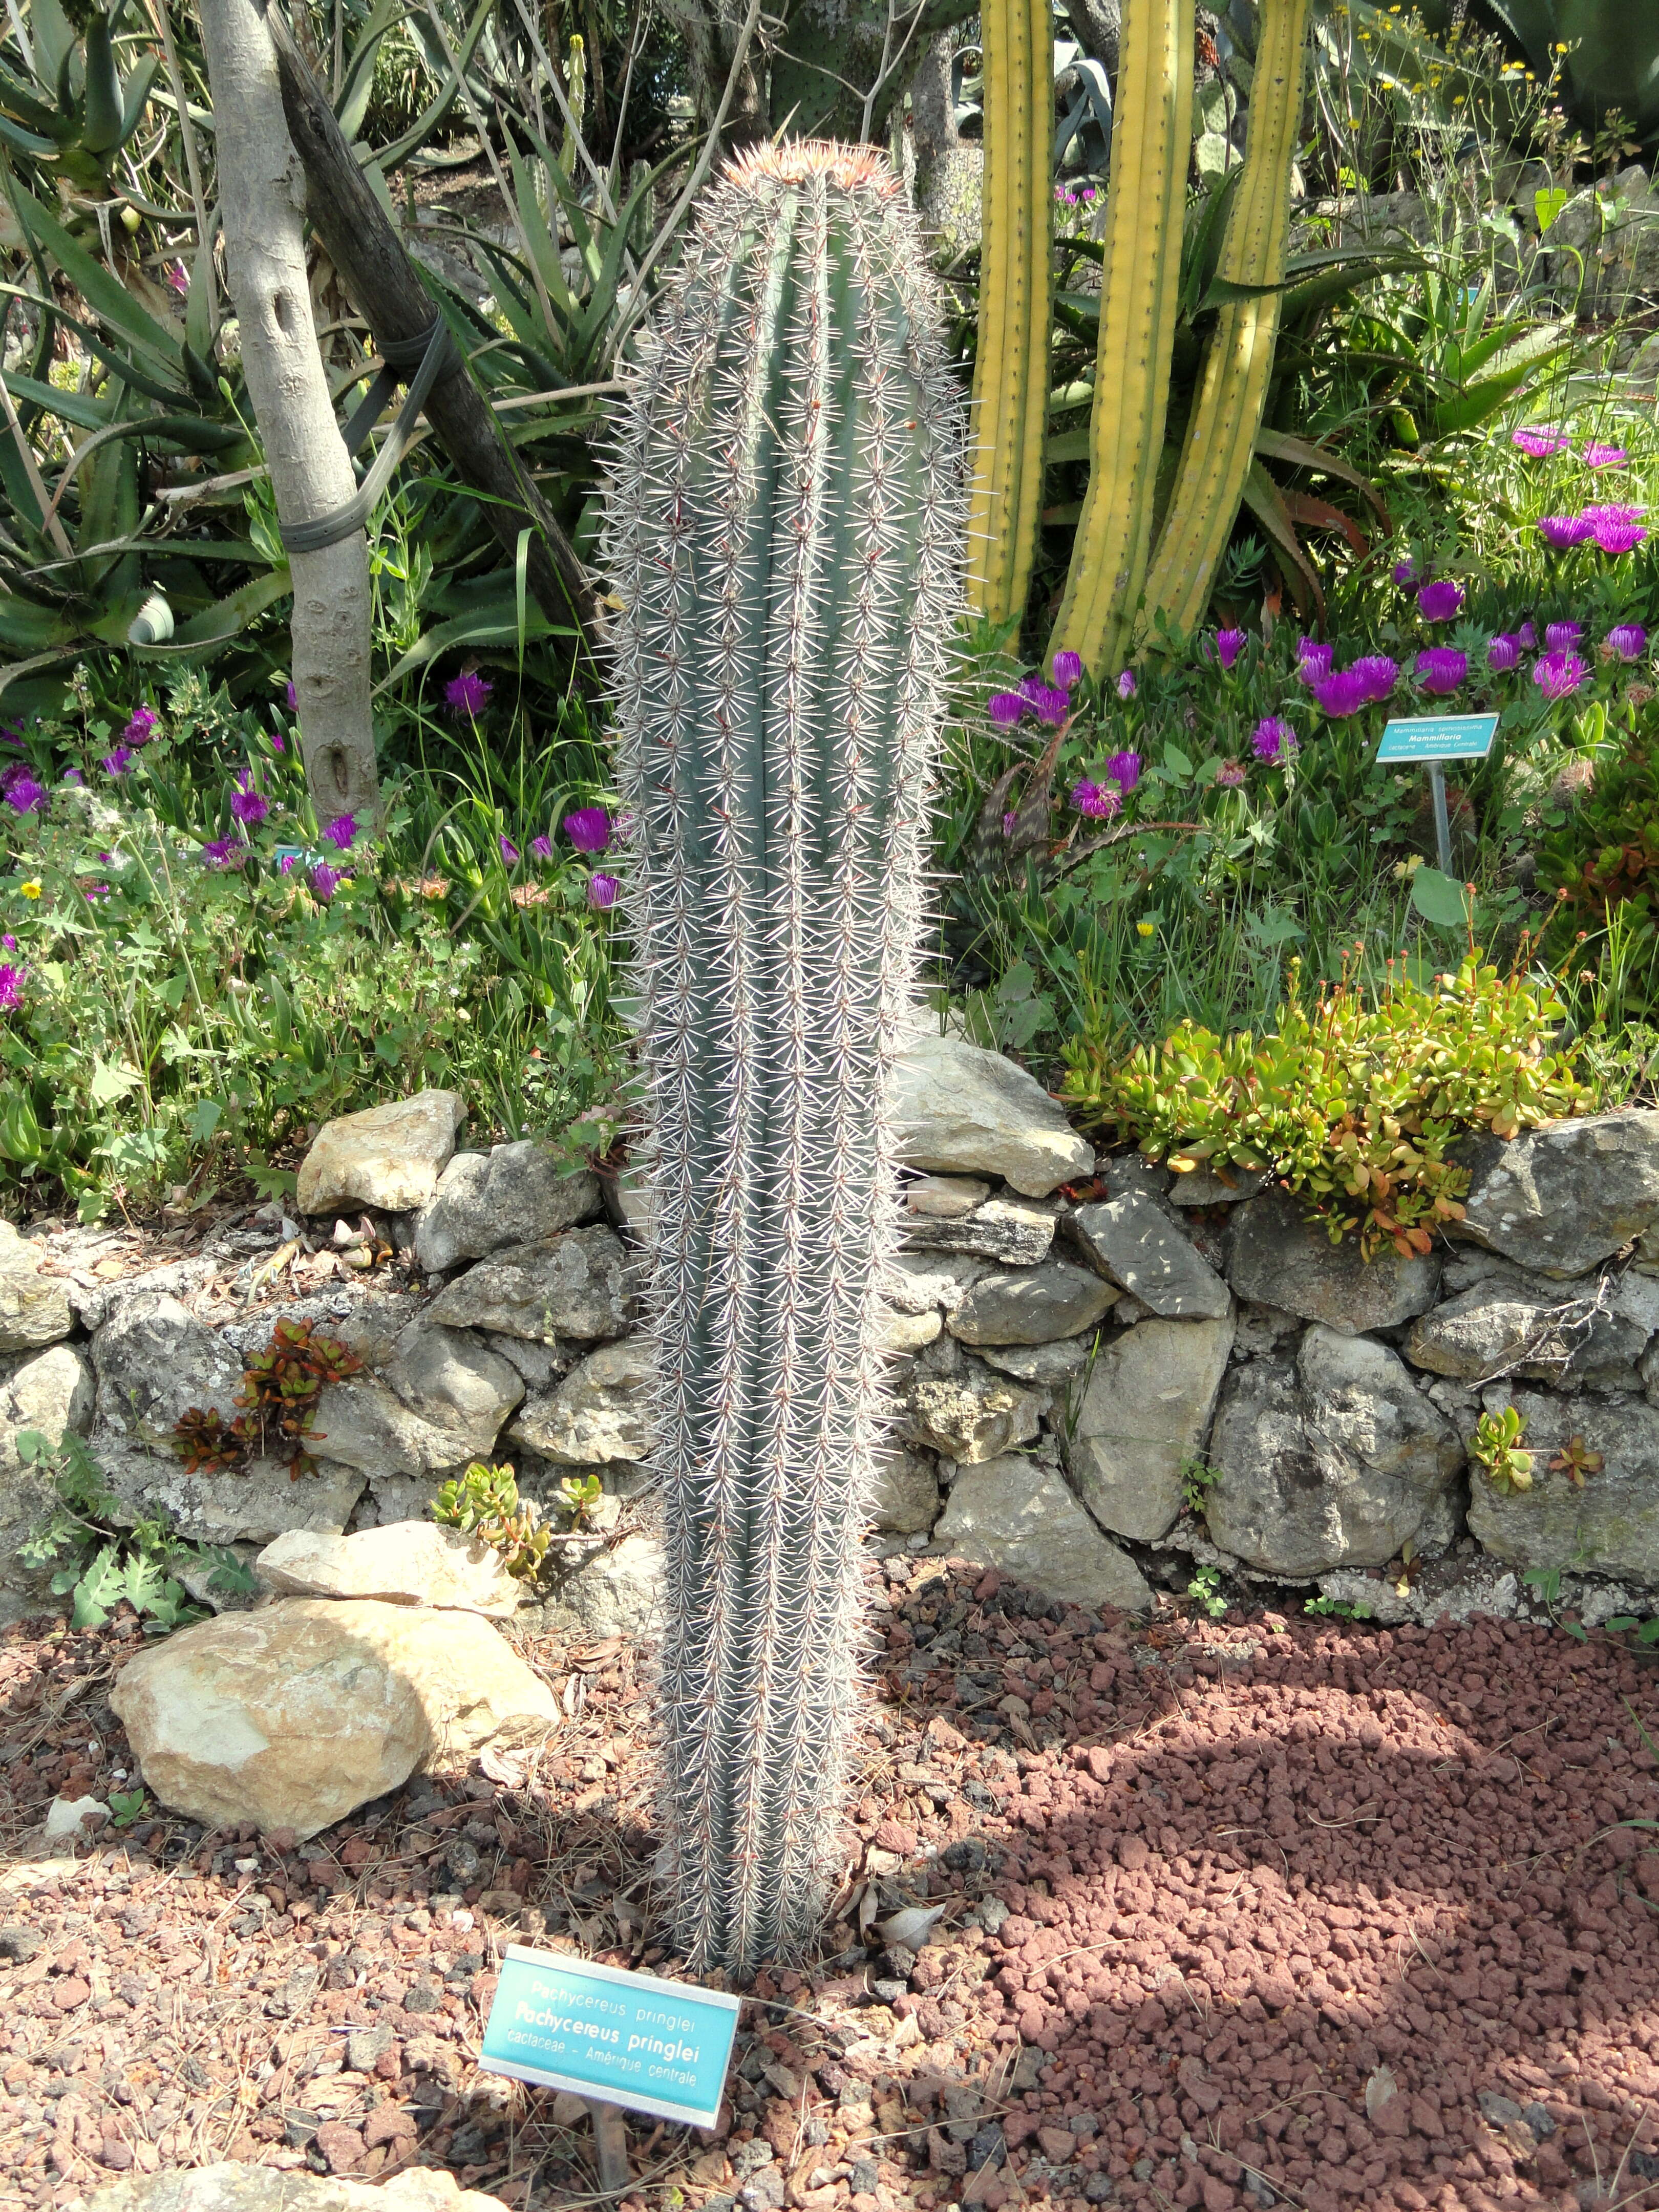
1070 779 1122 821
1591 520 1648 555
1533 649 1588 701
1051 649 1084 689
310 862 345 900
1311 670 1370 717
1519 620 1538 649
1215 627 1247 671
988 691 1026 726
1296 639 1334 684
1416 647 1467 696
1512 427 1571 457
1105 750 1142 794
1251 716 1298 764
1583 442 1628 469
563 807 612 854
1417 580 1464 622
1538 514 1591 548
202 834 244 869
499 835 519 864
1020 678 1073 725
1392 555 1419 586
1581 503 1646 527
587 872 620 910
122 706 158 747
1352 655 1399 704
3 934 14 949
229 770 268 827
322 813 358 852
285 682 298 712
270 733 285 754
99 747 136 776
1544 622 1583 651
4 774 45 815
1606 624 1648 662
1116 669 1138 701
531 834 554 860
0 963 24 1010
445 671 494 717
1487 633 1523 672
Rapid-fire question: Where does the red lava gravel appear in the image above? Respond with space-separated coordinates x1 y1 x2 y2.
1 1559 1656 2212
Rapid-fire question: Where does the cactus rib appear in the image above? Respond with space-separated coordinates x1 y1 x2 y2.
1138 0 1312 645
1048 0 1195 678
604 142 964 1977
965 0 1053 630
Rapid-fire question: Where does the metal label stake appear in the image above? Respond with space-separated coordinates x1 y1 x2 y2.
1375 712 1499 874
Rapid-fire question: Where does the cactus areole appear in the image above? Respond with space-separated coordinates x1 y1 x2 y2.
603 142 964 1977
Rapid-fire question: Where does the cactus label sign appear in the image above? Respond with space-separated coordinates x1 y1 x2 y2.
479 1945 741 2126
1375 713 1499 763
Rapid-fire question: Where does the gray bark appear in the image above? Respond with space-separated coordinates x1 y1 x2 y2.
197 0 378 830
1064 0 1121 76
910 30 957 204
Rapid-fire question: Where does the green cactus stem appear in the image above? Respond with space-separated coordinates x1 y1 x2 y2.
603 141 964 1977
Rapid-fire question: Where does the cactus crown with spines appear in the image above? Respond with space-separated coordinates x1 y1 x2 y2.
603 140 964 1977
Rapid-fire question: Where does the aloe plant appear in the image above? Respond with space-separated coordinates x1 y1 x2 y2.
965 0 1052 630
604 142 962 1975
0 0 159 192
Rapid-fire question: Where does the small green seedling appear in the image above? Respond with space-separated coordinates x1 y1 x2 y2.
1472 1405 1534 1494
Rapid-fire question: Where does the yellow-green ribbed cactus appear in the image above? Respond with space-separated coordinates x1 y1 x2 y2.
1048 0 1194 679
965 0 1052 630
1138 0 1312 644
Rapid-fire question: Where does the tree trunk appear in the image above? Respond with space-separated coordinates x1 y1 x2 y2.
910 31 956 204
197 0 378 829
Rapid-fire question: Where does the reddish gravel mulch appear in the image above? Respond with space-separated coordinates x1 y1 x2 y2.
2 1562 1657 2212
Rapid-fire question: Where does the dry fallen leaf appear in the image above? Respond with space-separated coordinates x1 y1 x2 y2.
1365 2063 1398 2119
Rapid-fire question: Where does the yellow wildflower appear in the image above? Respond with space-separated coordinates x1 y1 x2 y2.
1137 919 1157 939
19 880 41 899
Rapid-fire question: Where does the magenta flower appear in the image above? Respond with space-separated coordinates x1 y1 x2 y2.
988 692 1026 726
1051 650 1084 689
1296 640 1334 683
445 671 493 717
229 771 268 827
1020 679 1072 725
99 747 137 776
1538 515 1591 548
1606 624 1648 662
1519 620 1538 649
1544 622 1583 650
563 807 612 855
4 774 45 815
1105 750 1142 794
1311 670 1369 717
310 861 344 899
2 934 14 948
587 872 620 910
1070 779 1122 821
285 682 298 712
1251 716 1298 764
279 854 298 875
1590 520 1647 555
1581 503 1646 527
166 260 187 296
499 835 519 864
1487 633 1523 672
271 733 285 754
1583 442 1627 469
322 814 358 852
202 834 244 869
1417 580 1464 622
1416 648 1467 696
1533 649 1588 701
122 706 158 747
1116 670 1137 701
1215 628 1247 671
531 833 554 860
1216 760 1246 788
1352 655 1399 704
1392 556 1419 586
0 962 24 1010
1512 428 1570 458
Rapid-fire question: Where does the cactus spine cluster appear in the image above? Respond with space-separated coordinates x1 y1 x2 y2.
604 143 964 1977
1048 0 1195 677
1139 0 1312 641
965 0 1053 629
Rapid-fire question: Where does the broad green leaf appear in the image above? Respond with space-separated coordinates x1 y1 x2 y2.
1410 866 1474 929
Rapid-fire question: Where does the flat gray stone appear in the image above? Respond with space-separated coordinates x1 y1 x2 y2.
1206 1326 1465 1576
869 1445 941 1534
426 1225 636 1345
295 1090 464 1216
99 1445 365 1546
511 1336 657 1465
539 1528 666 1637
977 1336 1093 1385
91 1293 243 1448
312 1325 523 1476
1406 1263 1648 1387
903 1195 1058 1267
881 1253 986 1314
0 1220 72 1352
890 1033 1093 1197
1465 1386 1659 1588
1227 1186 1440 1333
933 1453 1152 1616
1062 1316 1234 1541
1457 1110 1659 1275
905 1175 991 1219
1167 1164 1270 1207
948 1258 1117 1346
414 1143 601 1272
1064 1192 1231 1318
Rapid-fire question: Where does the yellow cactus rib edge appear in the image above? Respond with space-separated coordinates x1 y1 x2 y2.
965 0 1053 629
1137 0 1313 647
1047 0 1196 679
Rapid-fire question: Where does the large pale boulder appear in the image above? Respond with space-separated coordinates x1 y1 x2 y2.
511 1335 657 1464
948 1258 1117 1346
1465 1386 1659 1588
890 1033 1093 1197
311 1325 523 1476
255 1521 522 1614
1206 1327 1465 1576
87 2159 510 2212
427 1225 635 1345
91 1293 243 1446
1456 1110 1659 1276
1063 1192 1231 1320
414 1143 601 1272
1227 1187 1440 1333
934 1453 1152 1616
0 1219 72 1351
1062 1315 1234 1541
295 1091 464 1217
111 1598 559 1839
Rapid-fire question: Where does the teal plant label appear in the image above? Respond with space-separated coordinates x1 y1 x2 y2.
479 1945 741 2126
1376 713 1499 764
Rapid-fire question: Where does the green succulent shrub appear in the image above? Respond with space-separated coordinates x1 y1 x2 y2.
1472 1403 1535 1493
172 1318 365 1481
431 1460 549 1581
1062 955 1591 1256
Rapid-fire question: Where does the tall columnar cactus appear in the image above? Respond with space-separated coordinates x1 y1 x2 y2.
1137 0 1312 644
1048 0 1195 678
604 143 964 1978
965 0 1053 630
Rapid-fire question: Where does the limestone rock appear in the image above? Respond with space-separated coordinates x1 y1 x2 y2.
1465 1388 1659 1588
948 1258 1117 1346
905 1174 991 1218
414 1143 601 1272
86 2157 511 2212
1227 1187 1440 1333
295 1091 464 1217
311 1326 523 1477
873 1302 943 1352
110 1598 559 1839
0 1344 96 1618
1063 1192 1231 1319
1457 1109 1659 1276
99 1449 364 1548
1062 1316 1234 1542
539 1530 665 1637
977 1336 1093 1385
890 1033 1093 1197
1167 1164 1269 1207
0 1219 72 1352
91 1293 243 1445
901 1342 1046 1465
1405 1263 1647 1387
426 1226 635 1345
870 1445 941 1534
1407 1552 1521 1626
1206 1327 1465 1577
255 1521 522 1614
511 1336 657 1465
934 1454 1152 1616
881 1253 986 1314
902 1195 1058 1267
